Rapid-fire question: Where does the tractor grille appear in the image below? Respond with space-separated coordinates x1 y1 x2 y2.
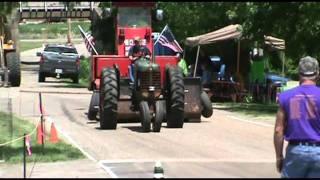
139 71 161 90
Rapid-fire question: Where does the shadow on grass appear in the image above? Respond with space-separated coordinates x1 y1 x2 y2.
213 102 279 117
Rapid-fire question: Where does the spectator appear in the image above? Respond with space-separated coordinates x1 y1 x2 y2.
177 53 189 77
274 56 320 178
199 50 212 86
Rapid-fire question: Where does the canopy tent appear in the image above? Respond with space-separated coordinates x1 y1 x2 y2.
264 35 286 78
184 24 243 77
264 35 285 50
185 24 242 47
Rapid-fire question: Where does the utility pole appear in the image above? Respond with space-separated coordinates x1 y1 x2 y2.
65 2 72 44
67 18 71 44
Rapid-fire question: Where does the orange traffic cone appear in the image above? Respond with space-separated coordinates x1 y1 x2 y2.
49 122 59 143
36 123 44 144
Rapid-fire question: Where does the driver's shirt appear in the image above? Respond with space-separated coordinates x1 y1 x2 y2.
128 45 151 58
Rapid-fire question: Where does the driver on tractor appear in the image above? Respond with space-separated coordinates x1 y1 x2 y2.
128 36 151 82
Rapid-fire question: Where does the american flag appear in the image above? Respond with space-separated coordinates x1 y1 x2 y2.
81 31 95 54
155 25 183 53
78 25 97 55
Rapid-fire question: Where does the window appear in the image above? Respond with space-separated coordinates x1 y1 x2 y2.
61 47 77 54
44 46 60 53
118 7 151 27
44 46 77 54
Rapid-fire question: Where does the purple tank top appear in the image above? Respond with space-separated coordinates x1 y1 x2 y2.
278 84 320 142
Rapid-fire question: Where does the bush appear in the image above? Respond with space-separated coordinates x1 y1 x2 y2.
79 57 90 84
285 57 299 81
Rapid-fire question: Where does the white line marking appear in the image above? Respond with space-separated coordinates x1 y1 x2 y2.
228 115 274 127
50 116 118 178
98 161 119 178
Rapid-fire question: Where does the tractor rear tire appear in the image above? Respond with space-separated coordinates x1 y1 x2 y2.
72 74 79 84
166 67 185 128
88 91 99 120
6 52 21 87
200 91 213 118
153 100 165 132
38 73 45 82
100 68 118 130
140 101 151 132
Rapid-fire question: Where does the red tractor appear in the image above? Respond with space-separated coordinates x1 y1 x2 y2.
87 2 213 132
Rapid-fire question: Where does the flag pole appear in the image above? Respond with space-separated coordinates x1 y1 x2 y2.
154 24 168 46
78 25 99 55
23 133 26 178
193 45 201 77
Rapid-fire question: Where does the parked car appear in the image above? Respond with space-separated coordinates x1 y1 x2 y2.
37 44 83 83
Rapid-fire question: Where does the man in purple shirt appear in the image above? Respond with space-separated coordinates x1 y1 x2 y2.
274 56 320 178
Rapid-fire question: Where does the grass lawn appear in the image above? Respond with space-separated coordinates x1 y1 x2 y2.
213 102 278 116
78 57 90 86
20 42 44 52
20 39 83 52
19 21 91 39
0 112 85 164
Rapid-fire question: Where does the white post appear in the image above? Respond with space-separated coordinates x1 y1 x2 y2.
0 37 5 68
193 45 200 77
19 2 22 12
90 2 94 11
44 2 47 12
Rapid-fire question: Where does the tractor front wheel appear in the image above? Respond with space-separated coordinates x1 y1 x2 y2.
153 100 165 132
38 72 45 82
6 52 21 87
88 91 99 120
140 101 151 132
200 91 213 118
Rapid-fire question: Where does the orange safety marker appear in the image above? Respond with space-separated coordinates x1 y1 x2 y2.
36 123 44 144
49 122 59 143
